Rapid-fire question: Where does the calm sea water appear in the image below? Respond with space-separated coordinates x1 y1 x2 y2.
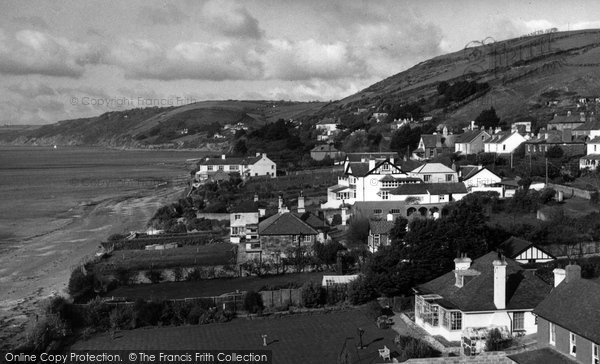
0 146 204 240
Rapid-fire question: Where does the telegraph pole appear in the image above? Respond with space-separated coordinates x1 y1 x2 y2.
545 158 548 185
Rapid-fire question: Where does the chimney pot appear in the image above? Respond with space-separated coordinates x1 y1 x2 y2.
221 154 226 160
297 192 305 214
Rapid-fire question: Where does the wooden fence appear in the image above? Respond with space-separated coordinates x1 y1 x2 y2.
259 288 302 308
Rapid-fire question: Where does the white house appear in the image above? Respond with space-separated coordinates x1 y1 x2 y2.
580 136 600 170
196 153 276 181
459 165 502 194
454 130 490 155
229 197 265 249
414 252 552 343
410 163 458 183
499 236 556 264
484 132 527 154
315 117 340 141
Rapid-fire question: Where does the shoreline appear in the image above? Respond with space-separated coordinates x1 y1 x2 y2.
0 185 186 348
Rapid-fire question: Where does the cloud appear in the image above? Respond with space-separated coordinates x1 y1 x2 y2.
138 3 189 25
202 0 264 39
107 38 262 81
12 15 49 29
0 29 100 77
7 81 57 98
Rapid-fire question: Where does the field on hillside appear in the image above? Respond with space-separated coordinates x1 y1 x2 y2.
106 272 326 299
72 309 398 364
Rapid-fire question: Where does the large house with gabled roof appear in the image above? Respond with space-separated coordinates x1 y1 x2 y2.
454 130 490 155
413 129 458 160
409 163 458 183
195 153 276 181
258 212 318 257
484 132 527 154
413 252 552 343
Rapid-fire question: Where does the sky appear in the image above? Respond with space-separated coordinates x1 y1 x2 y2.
1 0 600 125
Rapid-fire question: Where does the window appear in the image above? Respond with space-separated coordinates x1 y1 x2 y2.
570 332 576 356
373 209 383 214
230 165 239 171
381 191 389 200
503 145 506 151
231 226 244 236
271 165 274 169
390 209 401 214
450 312 462 330
207 165 214 171
381 163 390 171
234 214 241 220
593 343 599 364
439 195 446 201
373 234 380 246
512 312 524 331
218 165 224 171
423 175 431 182
446 174 454 182
303 235 312 243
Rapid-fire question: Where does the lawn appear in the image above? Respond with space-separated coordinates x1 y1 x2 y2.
71 309 399 364
106 272 326 299
94 243 237 273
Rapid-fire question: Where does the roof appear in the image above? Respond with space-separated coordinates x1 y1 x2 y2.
485 132 513 144
316 117 338 125
390 182 467 195
258 212 318 236
508 348 577 364
534 276 600 343
346 162 370 177
455 130 488 144
573 118 600 131
198 155 262 166
416 252 552 311
459 165 499 182
369 220 396 235
346 152 398 162
322 275 359 286
589 136 600 143
230 201 260 213
298 212 328 229
581 154 600 160
330 184 352 193
411 163 455 174
396 159 424 171
311 144 339 153
499 237 555 259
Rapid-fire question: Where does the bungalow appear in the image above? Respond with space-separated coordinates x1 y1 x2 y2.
498 236 556 264
410 163 458 183
484 132 527 154
510 265 600 364
413 128 458 160
258 212 318 257
310 144 344 161
414 252 552 343
459 165 502 193
367 219 396 252
454 130 490 155
196 153 276 181
580 136 600 170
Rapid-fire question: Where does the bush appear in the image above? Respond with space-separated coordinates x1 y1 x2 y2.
145 269 163 284
173 267 184 282
301 280 325 307
347 276 377 305
85 297 111 329
364 300 382 320
395 335 441 361
114 267 134 286
538 188 556 204
67 267 95 302
133 299 162 327
485 328 514 351
186 268 202 281
109 306 136 330
244 291 264 314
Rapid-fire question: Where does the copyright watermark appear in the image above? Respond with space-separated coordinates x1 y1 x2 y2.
67 178 171 188
70 96 197 108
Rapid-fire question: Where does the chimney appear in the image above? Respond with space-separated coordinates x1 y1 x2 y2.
493 258 508 310
471 120 475 130
443 126 448 136
565 264 581 283
386 213 393 222
221 154 226 160
454 254 472 288
341 207 348 226
262 153 267 158
253 193 259 202
368 159 376 171
297 191 305 214
256 152 261 157
553 268 566 287
278 195 284 213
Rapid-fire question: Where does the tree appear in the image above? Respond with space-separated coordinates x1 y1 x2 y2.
301 280 325 307
347 214 370 247
244 291 263 313
68 268 95 302
545 145 564 159
475 107 500 129
232 139 248 156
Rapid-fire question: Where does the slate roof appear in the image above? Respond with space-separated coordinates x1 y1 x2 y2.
455 130 488 144
258 212 318 235
346 162 370 177
459 166 500 182
298 212 328 229
589 136 600 143
581 154 600 160
390 182 467 195
416 252 552 311
230 201 260 213
499 237 555 259
421 134 441 148
508 348 578 364
573 118 600 131
311 144 339 153
198 155 262 166
485 132 513 144
411 163 455 174
533 277 600 344
369 220 396 235
390 183 429 195
346 152 398 162
396 159 424 171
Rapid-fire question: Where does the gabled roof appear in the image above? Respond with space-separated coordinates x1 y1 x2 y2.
258 212 318 235
298 212 328 229
396 159 424 171
573 118 599 131
411 163 455 174
369 220 396 235
499 237 555 259
345 152 398 162
534 277 600 344
421 134 441 148
346 162 370 177
460 166 500 181
316 117 338 125
455 130 489 144
198 155 262 166
311 144 339 153
485 132 514 144
589 136 600 143
508 348 578 364
416 252 552 311
389 182 467 195
230 201 260 213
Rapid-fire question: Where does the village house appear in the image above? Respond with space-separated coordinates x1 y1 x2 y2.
579 136 600 170
310 144 344 161
483 132 527 154
229 195 265 247
410 163 458 183
413 127 457 160
390 118 412 131
547 111 586 131
511 121 532 135
525 129 587 157
509 265 600 364
367 218 396 252
413 252 552 343
572 117 600 139
258 211 318 258
315 117 341 142
371 112 389 123
195 153 276 182
459 165 502 193
454 129 490 155
498 236 556 264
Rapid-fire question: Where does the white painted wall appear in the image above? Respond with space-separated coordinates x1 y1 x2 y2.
230 212 259 243
463 169 501 189
484 133 526 154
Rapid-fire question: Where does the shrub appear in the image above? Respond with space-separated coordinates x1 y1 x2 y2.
145 269 163 284
244 291 264 314
538 188 556 204
172 267 184 282
114 267 134 286
109 305 136 330
485 328 514 351
67 267 95 302
187 304 208 324
186 268 202 281
85 297 111 329
364 300 383 320
395 335 441 361
301 280 325 307
347 276 377 305
133 299 162 327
